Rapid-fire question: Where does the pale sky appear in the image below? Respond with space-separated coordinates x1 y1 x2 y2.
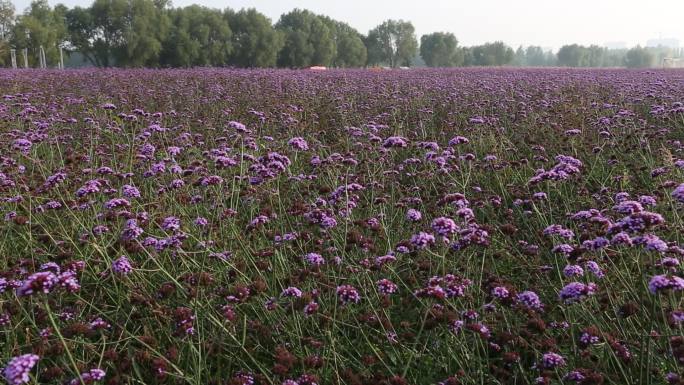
14 0 684 50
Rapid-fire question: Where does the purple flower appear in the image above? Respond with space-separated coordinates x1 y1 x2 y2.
610 232 633 246
540 352 566 369
448 136 469 146
431 217 457 236
382 136 408 148
121 219 143 240
288 137 309 151
613 200 643 214
410 232 435 249
563 265 584 278
16 272 58 296
491 286 510 299
104 198 131 209
3 354 39 385
406 208 422 222
303 301 319 316
543 224 574 239
376 279 398 295
336 284 361 305
281 287 302 298
162 216 181 232
559 282 597 303
633 234 669 253
533 192 547 200
516 290 543 310
112 256 133 275
13 139 32 154
563 371 585 382
69 368 106 385
649 274 684 294
585 261 605 278
552 244 574 255
672 183 684 203
304 253 325 266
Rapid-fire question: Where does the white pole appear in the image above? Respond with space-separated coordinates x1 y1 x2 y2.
39 45 46 68
59 46 64 69
22 48 28 68
10 49 16 69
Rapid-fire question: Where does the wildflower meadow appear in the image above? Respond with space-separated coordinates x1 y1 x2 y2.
1 68 684 384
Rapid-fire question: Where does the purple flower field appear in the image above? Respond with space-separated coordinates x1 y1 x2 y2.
1 67 684 384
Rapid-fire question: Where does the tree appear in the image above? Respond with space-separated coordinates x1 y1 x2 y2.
160 6 231 67
525 46 553 66
65 6 99 65
624 45 653 68
11 0 67 67
366 19 417 67
319 17 366 68
334 24 366 67
557 44 588 67
226 8 282 68
67 0 169 67
276 9 334 68
420 32 462 67
513 45 526 66
119 0 170 67
470 41 514 66
586 45 606 67
0 0 14 41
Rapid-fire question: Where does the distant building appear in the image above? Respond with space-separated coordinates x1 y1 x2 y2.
646 38 680 49
663 57 684 68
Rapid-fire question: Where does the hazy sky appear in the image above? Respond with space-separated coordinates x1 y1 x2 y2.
14 0 684 50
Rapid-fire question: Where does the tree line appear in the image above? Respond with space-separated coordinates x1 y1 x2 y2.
0 0 680 68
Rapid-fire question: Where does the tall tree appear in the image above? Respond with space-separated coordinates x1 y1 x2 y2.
67 0 169 67
226 8 282 68
420 32 462 67
366 20 417 67
586 45 606 67
11 0 67 67
319 17 366 68
557 44 588 67
119 0 170 67
334 23 366 67
0 0 14 41
276 9 334 68
470 41 514 66
525 46 554 66
160 6 231 67
624 45 653 68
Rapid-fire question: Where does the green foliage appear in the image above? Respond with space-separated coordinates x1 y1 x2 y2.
557 44 584 67
276 9 334 68
11 0 67 67
320 17 367 68
226 8 282 68
160 6 232 67
467 41 514 66
65 0 169 67
420 32 463 67
0 0 14 41
366 19 418 67
625 45 654 68
2 0 678 69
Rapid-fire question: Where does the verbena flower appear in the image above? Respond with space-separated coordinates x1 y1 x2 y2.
3 354 39 385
